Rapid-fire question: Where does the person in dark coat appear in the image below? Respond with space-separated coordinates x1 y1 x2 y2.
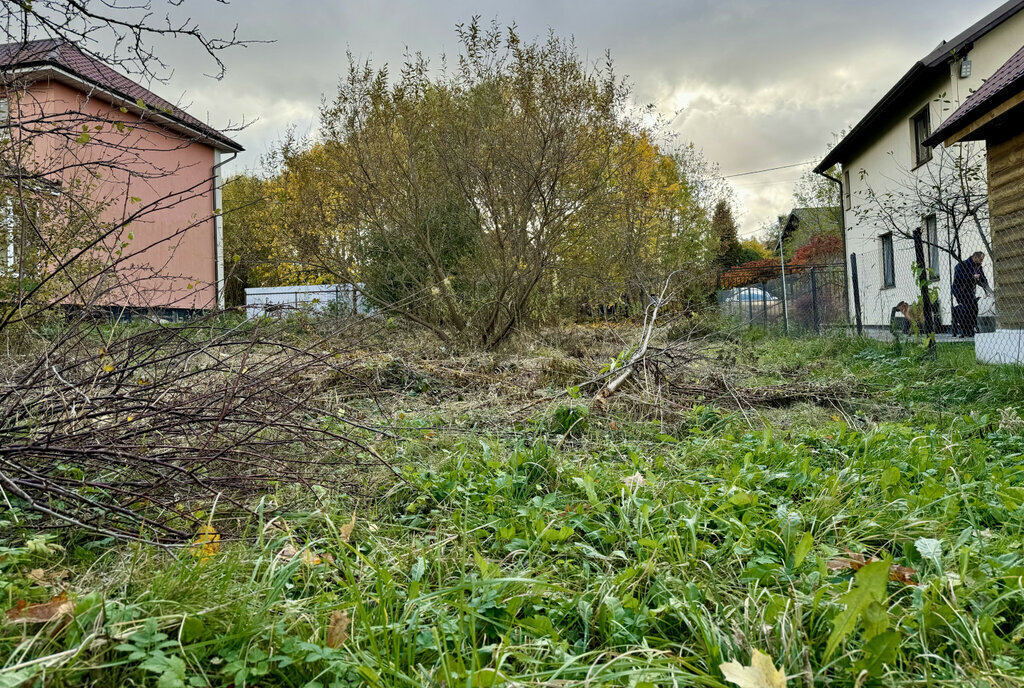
951 251 990 337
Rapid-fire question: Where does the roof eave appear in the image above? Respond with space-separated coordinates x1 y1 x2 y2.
928 86 1024 147
814 0 1024 173
813 62 928 173
4 61 244 153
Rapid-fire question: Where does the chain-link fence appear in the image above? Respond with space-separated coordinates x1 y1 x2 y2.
842 212 1023 364
984 209 1024 363
846 219 988 340
717 264 848 335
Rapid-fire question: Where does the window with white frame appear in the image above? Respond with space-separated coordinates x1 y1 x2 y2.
912 106 932 167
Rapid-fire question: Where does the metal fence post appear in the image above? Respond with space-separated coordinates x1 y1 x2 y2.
748 285 754 327
779 239 790 336
761 282 768 328
913 228 937 356
850 253 863 336
810 267 820 334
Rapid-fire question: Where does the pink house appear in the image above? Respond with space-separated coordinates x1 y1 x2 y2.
0 39 243 312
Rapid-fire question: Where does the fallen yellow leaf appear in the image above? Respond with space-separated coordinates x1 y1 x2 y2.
190 524 220 563
720 649 787 688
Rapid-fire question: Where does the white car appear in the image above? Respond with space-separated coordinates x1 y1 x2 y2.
725 287 778 304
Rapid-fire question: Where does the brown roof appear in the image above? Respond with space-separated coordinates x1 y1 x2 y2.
925 43 1024 145
814 0 1024 173
0 39 242 152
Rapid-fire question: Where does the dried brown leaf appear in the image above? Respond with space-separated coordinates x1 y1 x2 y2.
325 610 350 648
827 550 917 585
887 563 918 585
339 512 356 544
278 545 334 566
622 472 647 489
5 592 74 624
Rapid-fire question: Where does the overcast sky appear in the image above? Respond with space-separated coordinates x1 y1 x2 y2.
149 0 1009 237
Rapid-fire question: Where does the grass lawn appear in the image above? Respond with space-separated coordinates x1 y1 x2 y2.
3 331 1024 687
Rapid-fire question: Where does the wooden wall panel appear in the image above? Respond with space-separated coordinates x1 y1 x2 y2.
989 131 1024 329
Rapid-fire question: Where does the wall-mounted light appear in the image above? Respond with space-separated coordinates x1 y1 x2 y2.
960 59 973 79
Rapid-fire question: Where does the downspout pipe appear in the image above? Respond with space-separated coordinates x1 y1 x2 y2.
817 168 851 326
212 151 238 310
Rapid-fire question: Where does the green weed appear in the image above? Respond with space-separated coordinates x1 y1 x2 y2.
3 336 1024 687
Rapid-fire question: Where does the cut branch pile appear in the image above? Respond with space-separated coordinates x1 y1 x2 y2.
0 316 382 543
591 326 861 414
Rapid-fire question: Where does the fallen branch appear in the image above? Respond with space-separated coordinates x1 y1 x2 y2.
596 272 678 401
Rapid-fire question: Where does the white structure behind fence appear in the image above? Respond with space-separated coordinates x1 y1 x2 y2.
243 284 371 318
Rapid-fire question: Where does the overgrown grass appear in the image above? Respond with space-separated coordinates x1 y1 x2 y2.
748 334 1024 417
3 334 1024 687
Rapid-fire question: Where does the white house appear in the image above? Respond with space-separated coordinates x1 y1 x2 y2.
815 0 1024 332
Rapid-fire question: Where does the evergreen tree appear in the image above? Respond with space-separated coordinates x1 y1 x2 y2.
712 200 744 269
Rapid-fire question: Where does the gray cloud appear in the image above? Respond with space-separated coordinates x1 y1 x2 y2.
149 0 1004 235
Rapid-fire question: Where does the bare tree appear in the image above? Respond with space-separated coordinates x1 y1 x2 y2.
9 0 255 81
854 141 990 265
0 4 380 542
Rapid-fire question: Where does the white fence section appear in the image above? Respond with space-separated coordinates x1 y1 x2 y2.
243 284 371 318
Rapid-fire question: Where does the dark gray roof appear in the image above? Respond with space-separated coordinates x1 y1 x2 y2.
781 206 841 241
0 39 242 152
925 43 1024 145
814 0 1024 173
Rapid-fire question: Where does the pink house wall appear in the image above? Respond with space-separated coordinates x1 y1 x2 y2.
19 78 219 309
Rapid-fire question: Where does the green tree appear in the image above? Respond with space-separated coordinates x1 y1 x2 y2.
562 133 715 316
222 174 272 307
225 21 720 340
321 20 651 346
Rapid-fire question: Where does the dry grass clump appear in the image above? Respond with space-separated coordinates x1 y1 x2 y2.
312 319 862 433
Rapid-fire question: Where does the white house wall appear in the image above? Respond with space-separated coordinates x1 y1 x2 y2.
841 10 1024 328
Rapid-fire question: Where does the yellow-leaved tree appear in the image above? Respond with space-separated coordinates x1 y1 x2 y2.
561 132 716 317
223 139 348 306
